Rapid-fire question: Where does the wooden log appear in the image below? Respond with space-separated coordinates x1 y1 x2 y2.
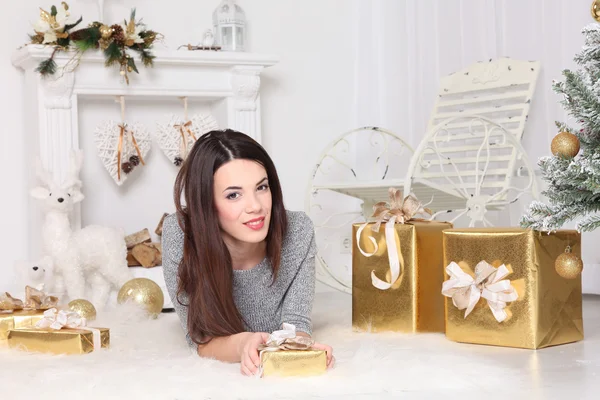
131 242 162 268
155 213 169 236
125 228 151 249
127 251 141 267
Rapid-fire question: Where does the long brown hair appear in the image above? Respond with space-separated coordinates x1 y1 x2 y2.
173 129 288 345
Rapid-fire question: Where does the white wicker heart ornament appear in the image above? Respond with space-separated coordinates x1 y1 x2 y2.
94 120 152 186
155 113 219 166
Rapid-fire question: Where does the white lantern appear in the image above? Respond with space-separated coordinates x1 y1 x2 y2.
212 0 246 52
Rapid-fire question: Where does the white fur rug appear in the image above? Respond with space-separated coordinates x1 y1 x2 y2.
2 293 599 400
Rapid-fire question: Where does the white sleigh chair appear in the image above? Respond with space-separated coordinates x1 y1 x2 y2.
306 58 541 293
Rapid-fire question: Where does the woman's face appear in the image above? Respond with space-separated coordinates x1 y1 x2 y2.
213 159 272 245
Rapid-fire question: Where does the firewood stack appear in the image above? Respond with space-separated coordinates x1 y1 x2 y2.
125 213 169 268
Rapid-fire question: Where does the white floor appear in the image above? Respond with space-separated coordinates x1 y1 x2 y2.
2 291 599 399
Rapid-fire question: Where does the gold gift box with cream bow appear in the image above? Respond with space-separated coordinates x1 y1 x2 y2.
257 323 327 378
7 308 110 355
352 189 452 333
442 228 584 349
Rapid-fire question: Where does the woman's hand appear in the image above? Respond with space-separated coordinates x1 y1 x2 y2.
238 332 269 376
311 342 335 369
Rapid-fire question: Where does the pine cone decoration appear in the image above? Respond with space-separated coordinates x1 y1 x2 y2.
111 24 126 46
174 157 184 167
68 29 86 42
121 161 133 174
129 155 140 166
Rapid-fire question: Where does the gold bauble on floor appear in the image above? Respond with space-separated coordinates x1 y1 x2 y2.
117 278 164 318
68 299 97 321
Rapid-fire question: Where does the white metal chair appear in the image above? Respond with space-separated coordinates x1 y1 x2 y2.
307 58 541 293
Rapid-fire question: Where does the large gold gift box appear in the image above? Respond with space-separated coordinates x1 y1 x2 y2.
7 327 110 354
260 349 327 377
352 220 452 333
443 228 584 349
0 310 45 340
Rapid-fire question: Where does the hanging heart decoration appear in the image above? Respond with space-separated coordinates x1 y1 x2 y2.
155 113 219 166
94 120 152 186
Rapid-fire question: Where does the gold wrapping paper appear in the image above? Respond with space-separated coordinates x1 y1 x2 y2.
0 310 45 340
443 228 584 349
260 349 327 377
352 220 452 333
7 327 110 354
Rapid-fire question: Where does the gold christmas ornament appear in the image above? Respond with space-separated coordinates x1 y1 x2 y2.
555 249 583 279
99 24 113 39
117 278 164 318
592 0 600 22
551 131 580 158
68 299 97 321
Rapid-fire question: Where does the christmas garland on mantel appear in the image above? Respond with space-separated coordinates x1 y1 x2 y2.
29 2 161 84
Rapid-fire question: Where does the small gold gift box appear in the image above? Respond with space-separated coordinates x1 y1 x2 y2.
7 327 110 355
260 349 327 377
352 189 452 333
442 228 584 349
6 308 110 355
258 323 327 378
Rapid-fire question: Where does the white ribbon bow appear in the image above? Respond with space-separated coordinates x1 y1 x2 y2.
256 323 316 378
265 323 297 347
441 261 518 323
356 215 403 290
35 308 102 351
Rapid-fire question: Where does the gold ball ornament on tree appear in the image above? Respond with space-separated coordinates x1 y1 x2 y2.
555 248 584 279
550 131 580 158
592 0 600 22
68 299 97 321
117 278 164 318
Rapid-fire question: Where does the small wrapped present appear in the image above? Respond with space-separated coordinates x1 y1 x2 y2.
7 308 109 355
442 228 584 349
257 323 327 378
352 189 452 333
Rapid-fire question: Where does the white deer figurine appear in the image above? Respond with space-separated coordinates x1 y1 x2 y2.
30 150 132 309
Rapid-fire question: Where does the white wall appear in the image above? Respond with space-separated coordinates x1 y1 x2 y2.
1 0 599 294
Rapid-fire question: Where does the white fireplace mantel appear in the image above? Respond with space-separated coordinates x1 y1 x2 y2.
12 45 278 254
12 44 278 189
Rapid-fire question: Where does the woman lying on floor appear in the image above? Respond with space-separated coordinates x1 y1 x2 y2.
162 129 334 376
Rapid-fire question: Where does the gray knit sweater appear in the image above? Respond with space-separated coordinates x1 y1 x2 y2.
161 210 316 348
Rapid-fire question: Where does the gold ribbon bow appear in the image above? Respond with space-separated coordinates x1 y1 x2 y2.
356 188 432 290
117 124 146 181
371 188 433 231
0 292 24 311
174 120 197 160
23 286 58 310
441 261 518 323
0 286 58 312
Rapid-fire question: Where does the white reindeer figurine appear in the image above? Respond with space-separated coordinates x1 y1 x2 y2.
30 150 132 309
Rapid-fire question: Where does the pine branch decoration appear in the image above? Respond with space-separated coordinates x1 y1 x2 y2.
26 3 161 85
35 58 57 76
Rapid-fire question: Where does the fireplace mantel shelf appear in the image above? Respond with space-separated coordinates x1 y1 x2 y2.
12 45 279 99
